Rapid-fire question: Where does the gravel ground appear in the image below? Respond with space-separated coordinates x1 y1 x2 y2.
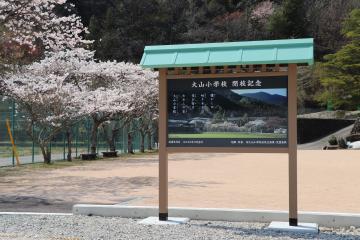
1 215 360 240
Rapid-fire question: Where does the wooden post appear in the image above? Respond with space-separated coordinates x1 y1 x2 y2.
288 64 298 226
158 68 168 221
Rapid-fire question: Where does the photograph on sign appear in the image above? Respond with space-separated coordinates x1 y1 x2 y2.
167 76 288 147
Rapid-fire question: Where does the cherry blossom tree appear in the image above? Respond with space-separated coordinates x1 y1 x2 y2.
251 0 274 23
0 1 159 162
28 48 96 160
73 60 158 155
0 0 90 51
0 48 95 163
250 0 274 37
0 71 84 163
30 48 158 155
1 45 158 161
131 75 158 153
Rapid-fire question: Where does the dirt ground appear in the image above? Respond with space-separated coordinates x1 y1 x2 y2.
0 150 360 213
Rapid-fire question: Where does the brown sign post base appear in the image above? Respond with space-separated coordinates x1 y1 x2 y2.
289 218 298 226
159 213 168 221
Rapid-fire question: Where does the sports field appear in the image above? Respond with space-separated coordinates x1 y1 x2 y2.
168 132 287 138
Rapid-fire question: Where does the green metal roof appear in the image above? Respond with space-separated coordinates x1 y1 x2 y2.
140 38 314 68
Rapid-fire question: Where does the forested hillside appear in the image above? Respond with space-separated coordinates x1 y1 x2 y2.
70 0 358 62
68 0 360 111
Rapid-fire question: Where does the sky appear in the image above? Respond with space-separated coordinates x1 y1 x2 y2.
231 88 287 97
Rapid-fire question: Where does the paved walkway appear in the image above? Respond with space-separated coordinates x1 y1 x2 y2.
0 150 359 213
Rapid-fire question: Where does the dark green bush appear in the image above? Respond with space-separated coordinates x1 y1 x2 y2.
328 135 338 145
338 138 347 149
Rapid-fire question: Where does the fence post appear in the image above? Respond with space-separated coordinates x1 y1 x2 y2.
120 123 122 153
32 124 35 163
124 124 127 154
152 133 155 149
75 123 78 158
63 132 66 160
87 119 90 154
114 123 120 151
11 99 15 167
96 126 99 155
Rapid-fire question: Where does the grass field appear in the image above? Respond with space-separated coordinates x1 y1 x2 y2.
168 132 287 139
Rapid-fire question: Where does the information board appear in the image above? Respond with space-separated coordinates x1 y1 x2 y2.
167 76 288 147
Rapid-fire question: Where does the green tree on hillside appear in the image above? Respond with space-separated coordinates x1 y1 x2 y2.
297 64 323 111
85 0 164 62
87 15 102 51
268 0 308 38
157 0 189 44
318 9 360 110
94 8 121 60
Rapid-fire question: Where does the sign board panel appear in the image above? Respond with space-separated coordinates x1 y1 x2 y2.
167 76 288 147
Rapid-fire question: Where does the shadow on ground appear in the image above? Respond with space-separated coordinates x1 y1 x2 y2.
0 195 73 213
0 172 219 212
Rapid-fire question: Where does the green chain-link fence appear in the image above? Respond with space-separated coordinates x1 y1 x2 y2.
0 97 157 167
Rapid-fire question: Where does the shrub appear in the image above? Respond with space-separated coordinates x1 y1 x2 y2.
328 135 338 145
338 138 347 149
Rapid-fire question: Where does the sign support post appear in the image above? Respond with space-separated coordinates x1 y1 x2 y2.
288 63 298 226
158 69 169 221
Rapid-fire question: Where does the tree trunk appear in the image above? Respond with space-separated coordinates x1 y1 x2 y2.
147 132 153 151
40 144 51 164
105 127 117 152
140 132 145 153
66 129 72 161
127 131 134 154
106 137 116 152
90 120 100 154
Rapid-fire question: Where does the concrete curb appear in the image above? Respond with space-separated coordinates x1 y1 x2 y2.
73 204 360 227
